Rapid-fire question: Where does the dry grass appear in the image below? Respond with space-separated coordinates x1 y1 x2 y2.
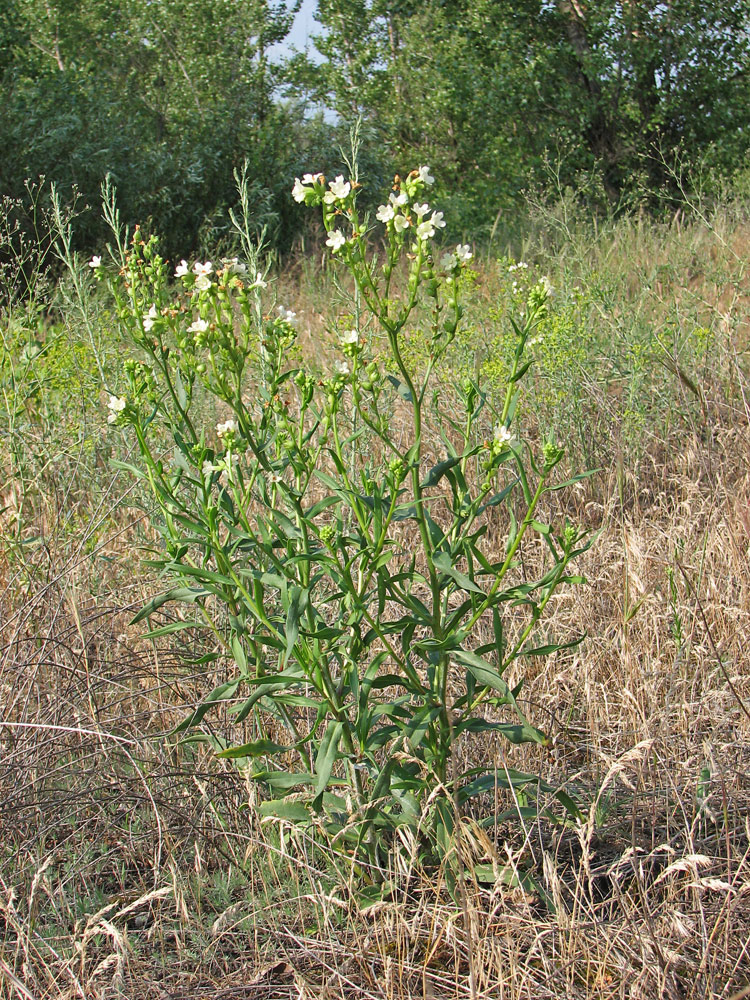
2 207 750 999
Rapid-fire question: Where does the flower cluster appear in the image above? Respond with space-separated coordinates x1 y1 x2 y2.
291 165 449 256
374 168 445 245
442 244 473 270
107 394 126 424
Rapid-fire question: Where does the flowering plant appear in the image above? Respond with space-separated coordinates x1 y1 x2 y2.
103 163 593 885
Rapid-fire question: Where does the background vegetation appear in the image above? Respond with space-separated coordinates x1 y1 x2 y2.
3 0 750 256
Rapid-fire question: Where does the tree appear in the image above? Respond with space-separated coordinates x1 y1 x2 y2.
1 0 304 255
307 0 750 229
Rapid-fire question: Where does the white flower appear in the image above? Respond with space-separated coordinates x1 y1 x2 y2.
327 175 351 201
251 270 267 289
412 202 429 218
340 329 359 345
292 178 307 202
508 261 528 273
455 244 473 262
175 259 189 277
193 261 212 278
325 230 347 252
418 165 435 185
376 203 395 223
441 252 456 269
222 257 247 274
202 460 216 478
494 424 512 447
333 360 350 375
430 210 446 230
393 214 410 234
89 255 102 269
188 318 208 334
389 191 409 207
268 471 283 485
416 220 435 241
107 394 126 424
216 418 238 438
277 306 297 326
142 304 158 331
302 172 323 185
194 275 211 291
540 276 554 298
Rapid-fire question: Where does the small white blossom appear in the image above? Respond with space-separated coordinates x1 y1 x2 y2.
188 318 209 334
202 460 216 478
193 261 212 278
327 175 351 200
376 203 395 223
340 329 359 345
221 257 247 274
455 243 473 262
89 255 102 269
416 220 435 241
292 178 307 202
324 175 351 204
413 202 430 218
430 210 446 230
277 306 297 326
216 418 239 438
333 360 350 375
389 190 409 207
250 270 267 289
142 304 158 331
325 230 347 252
441 252 455 269
194 275 211 291
302 172 323 185
268 471 283 485
494 424 512 447
175 259 189 277
107 394 126 424
393 214 410 234
418 165 435 186
540 276 554 298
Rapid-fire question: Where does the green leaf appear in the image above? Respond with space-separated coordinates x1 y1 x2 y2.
142 619 204 638
421 455 462 488
458 768 547 802
314 720 344 797
251 770 314 790
544 469 600 492
231 635 248 673
258 800 311 822
386 374 413 402
172 678 240 734
433 551 484 595
283 586 307 665
453 649 515 703
131 586 211 624
217 739 290 759
522 635 584 658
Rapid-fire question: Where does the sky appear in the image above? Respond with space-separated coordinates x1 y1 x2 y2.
269 0 321 61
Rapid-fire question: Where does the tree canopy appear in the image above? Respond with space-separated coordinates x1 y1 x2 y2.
2 0 749 254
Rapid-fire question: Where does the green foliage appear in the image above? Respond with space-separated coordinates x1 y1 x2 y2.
104 163 593 879
1 0 304 257
308 0 750 230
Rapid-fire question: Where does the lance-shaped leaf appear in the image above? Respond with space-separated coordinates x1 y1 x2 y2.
131 586 211 625
433 551 485 595
453 648 516 705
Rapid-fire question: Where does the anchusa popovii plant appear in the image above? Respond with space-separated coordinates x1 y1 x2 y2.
105 166 594 889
